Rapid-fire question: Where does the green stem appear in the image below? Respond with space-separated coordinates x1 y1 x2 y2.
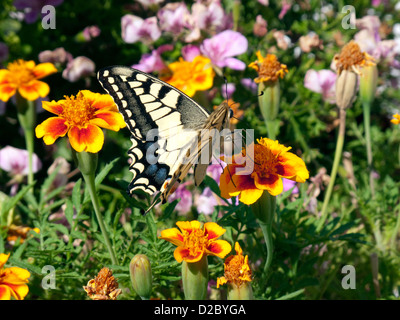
258 221 273 275
363 101 375 198
317 108 346 232
82 172 118 265
16 93 36 187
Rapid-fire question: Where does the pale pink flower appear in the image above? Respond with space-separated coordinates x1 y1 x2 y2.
283 178 299 194
200 30 248 70
253 15 267 37
273 30 291 50
299 32 324 52
167 182 192 214
136 0 165 9
304 69 336 104
39 47 72 65
62 56 95 82
181 44 201 62
278 0 291 19
121 15 161 44
132 44 173 73
257 0 269 5
83 25 101 41
157 2 190 35
191 1 232 33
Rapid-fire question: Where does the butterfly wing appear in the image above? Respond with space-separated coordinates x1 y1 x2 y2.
97 66 211 197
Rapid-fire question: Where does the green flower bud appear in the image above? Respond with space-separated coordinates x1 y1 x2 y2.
181 255 208 300
129 254 153 300
258 80 280 139
360 64 378 106
227 282 253 300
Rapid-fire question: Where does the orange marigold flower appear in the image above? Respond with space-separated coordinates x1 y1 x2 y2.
248 51 288 83
220 137 309 205
333 41 375 75
160 55 215 97
159 220 232 263
35 90 126 153
217 242 252 288
83 267 122 300
0 59 57 102
391 114 400 125
7 224 40 244
0 253 30 300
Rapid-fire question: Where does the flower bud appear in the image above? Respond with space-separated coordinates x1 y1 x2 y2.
227 282 253 300
129 254 153 300
359 64 378 106
181 255 208 300
72 150 98 176
335 69 358 110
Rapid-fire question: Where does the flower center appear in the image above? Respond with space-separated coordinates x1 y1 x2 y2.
7 60 35 86
183 228 208 256
249 144 279 179
224 254 251 287
258 54 287 81
335 41 375 73
60 92 96 128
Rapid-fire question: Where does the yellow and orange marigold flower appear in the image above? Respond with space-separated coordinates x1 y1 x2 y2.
160 220 232 263
83 267 122 300
35 90 126 153
7 224 40 244
248 51 288 83
220 137 309 205
0 59 57 102
160 55 214 97
391 114 400 125
0 253 30 300
217 242 252 288
333 41 375 75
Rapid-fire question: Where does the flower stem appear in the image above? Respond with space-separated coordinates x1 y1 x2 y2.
317 108 346 232
363 101 375 198
16 93 36 188
82 171 118 265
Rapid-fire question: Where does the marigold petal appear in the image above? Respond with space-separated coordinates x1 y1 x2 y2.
176 221 201 234
18 80 50 101
90 111 126 131
238 188 264 205
81 90 118 112
205 240 232 259
159 227 184 247
3 267 31 284
0 253 10 268
32 62 57 79
0 285 11 300
68 124 104 153
35 117 69 145
41 100 65 115
174 246 203 263
277 152 309 182
204 222 226 241
0 83 17 102
216 277 227 288
7 283 29 300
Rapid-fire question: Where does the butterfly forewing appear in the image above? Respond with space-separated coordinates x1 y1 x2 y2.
97 66 231 212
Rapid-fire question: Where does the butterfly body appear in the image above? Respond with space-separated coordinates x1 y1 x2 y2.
97 66 231 212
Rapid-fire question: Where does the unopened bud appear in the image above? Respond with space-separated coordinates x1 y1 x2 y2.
181 255 208 300
360 64 378 105
335 70 358 110
129 254 153 300
227 282 254 300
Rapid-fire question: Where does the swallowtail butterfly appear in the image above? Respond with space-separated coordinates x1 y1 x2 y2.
97 66 232 213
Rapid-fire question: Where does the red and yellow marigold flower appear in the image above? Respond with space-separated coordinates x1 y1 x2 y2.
0 253 30 300
391 114 400 125
220 137 309 205
160 55 214 97
217 242 252 289
160 220 232 263
35 90 126 153
248 51 288 83
0 59 57 102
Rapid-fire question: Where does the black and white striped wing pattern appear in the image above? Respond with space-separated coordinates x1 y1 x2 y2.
97 66 211 196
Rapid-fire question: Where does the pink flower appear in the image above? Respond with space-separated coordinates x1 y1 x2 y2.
121 15 161 44
62 56 95 82
0 146 41 176
167 182 192 214
83 25 101 41
240 78 258 94
157 2 190 35
132 44 173 73
200 30 248 70
278 0 291 19
258 0 269 5
253 15 267 37
196 187 219 215
136 0 165 9
304 69 336 104
181 44 201 62
191 1 232 33
39 47 72 65
283 178 299 194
